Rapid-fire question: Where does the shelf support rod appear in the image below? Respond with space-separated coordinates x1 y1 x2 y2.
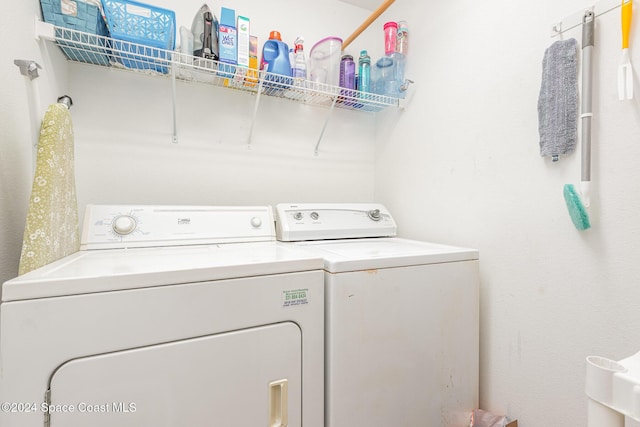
314 96 338 156
246 78 265 147
171 62 178 143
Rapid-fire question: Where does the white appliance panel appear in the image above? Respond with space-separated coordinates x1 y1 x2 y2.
325 261 480 427
1 205 325 427
297 237 479 272
276 203 397 241
274 202 479 427
81 205 275 249
0 271 324 427
49 323 302 426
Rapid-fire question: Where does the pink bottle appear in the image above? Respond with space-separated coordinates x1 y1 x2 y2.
383 21 398 55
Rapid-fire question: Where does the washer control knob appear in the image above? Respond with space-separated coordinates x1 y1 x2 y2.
250 216 262 228
368 209 382 221
310 212 320 221
293 212 304 221
112 215 137 235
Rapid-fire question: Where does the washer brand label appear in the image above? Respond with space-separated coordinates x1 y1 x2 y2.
177 218 191 225
282 289 309 307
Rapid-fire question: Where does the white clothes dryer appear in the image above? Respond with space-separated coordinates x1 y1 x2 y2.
0 205 325 427
276 203 480 427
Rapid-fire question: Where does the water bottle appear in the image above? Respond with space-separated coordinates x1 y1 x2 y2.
396 21 409 56
339 54 355 89
383 22 398 55
358 50 371 93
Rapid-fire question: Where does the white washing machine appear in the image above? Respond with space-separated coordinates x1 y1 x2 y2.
276 203 480 427
0 205 325 427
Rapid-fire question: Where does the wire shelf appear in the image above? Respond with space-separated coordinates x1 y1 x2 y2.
47 25 400 113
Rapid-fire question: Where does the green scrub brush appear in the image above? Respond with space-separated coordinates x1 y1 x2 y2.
564 10 594 231
564 183 591 230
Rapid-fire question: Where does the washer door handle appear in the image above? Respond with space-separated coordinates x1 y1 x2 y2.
269 379 289 427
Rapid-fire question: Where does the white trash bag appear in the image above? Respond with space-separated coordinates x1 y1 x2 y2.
471 409 513 427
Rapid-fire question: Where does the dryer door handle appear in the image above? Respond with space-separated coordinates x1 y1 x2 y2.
268 379 289 427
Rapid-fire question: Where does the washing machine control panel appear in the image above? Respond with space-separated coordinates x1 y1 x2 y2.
81 205 275 250
275 203 397 241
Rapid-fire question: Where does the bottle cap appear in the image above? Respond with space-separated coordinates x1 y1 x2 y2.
384 21 398 30
360 50 368 56
397 20 408 30
269 30 282 40
341 54 354 61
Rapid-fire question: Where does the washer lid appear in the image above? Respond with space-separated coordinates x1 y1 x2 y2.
296 237 479 272
1 242 323 302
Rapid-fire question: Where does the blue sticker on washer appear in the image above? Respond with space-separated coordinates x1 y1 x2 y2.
282 289 309 307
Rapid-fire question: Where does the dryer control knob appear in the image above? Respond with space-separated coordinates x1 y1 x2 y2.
293 212 304 221
368 209 382 221
250 217 262 228
112 215 137 235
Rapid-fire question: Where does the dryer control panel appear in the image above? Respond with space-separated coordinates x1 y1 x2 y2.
81 205 275 249
275 203 397 242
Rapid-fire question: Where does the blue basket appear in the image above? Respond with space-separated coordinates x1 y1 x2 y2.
40 0 111 66
101 0 175 74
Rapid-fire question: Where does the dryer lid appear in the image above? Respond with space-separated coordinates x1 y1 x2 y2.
2 242 323 302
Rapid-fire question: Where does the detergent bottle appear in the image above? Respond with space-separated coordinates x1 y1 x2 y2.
261 31 292 83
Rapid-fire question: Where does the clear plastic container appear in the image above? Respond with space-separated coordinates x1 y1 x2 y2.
371 52 406 98
309 36 343 86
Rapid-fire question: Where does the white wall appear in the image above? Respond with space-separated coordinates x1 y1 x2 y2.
70 66 377 210
377 0 640 425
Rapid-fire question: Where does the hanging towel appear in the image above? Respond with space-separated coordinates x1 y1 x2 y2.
537 38 579 161
19 103 79 275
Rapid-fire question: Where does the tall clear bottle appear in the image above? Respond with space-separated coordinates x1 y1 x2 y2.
358 50 371 93
292 36 307 79
396 21 409 56
396 21 409 93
